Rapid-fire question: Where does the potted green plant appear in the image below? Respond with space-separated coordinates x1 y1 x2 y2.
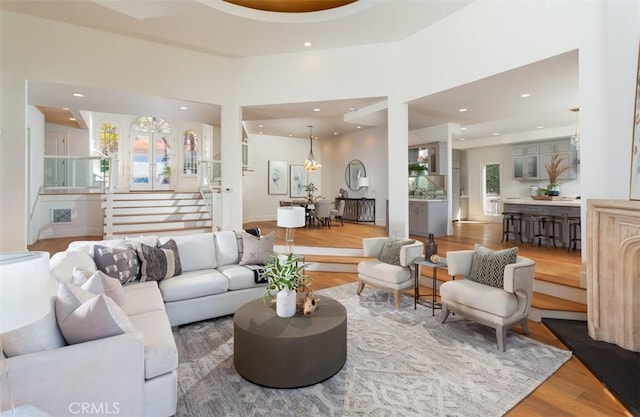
303 182 318 200
262 254 311 317
408 163 427 176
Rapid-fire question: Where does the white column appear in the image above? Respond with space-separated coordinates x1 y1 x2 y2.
387 96 409 238
220 102 244 231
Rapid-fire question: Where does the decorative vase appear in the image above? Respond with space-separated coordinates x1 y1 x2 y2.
547 184 561 196
276 289 297 318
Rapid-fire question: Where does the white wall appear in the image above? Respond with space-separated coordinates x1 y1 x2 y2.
27 106 45 244
32 194 103 240
321 126 389 225
242 134 322 222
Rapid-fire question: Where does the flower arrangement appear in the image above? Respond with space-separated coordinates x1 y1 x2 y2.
544 153 570 186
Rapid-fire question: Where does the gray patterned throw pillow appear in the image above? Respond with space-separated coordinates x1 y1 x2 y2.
138 239 182 282
93 244 140 285
467 244 518 288
378 238 416 265
239 231 275 265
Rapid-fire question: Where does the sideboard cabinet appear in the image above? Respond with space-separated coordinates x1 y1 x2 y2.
335 198 375 223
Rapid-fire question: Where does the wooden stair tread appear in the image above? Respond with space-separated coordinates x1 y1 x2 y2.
531 292 587 312
534 271 582 289
109 226 211 236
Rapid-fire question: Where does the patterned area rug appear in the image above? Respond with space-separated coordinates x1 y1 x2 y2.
174 283 571 417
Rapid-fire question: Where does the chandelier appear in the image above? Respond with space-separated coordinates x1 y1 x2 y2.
304 126 321 172
570 107 580 149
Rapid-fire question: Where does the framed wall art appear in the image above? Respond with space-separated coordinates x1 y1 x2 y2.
268 160 288 195
630 43 640 200
289 165 307 198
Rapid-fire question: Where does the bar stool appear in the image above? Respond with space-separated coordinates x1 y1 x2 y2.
567 217 581 252
501 212 522 243
530 215 550 247
547 216 564 248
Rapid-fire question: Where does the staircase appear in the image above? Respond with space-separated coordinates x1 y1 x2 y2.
103 192 212 239
283 248 586 322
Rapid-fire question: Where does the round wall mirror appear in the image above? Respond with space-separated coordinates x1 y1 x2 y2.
345 159 366 191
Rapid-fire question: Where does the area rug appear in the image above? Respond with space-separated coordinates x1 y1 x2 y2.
174 283 571 417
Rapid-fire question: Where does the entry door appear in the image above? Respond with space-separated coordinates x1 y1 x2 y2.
130 132 175 191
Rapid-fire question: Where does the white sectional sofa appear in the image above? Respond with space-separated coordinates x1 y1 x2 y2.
1 230 270 417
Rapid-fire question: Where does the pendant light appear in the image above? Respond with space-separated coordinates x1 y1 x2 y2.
304 125 321 172
570 107 580 149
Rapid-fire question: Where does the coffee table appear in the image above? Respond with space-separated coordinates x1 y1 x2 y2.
233 295 347 388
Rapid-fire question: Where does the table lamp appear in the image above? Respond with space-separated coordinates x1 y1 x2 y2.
277 206 306 254
0 252 51 414
358 177 370 197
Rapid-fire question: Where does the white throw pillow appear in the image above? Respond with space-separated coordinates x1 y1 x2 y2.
214 231 241 266
55 282 135 345
81 270 126 309
50 251 97 285
67 238 127 256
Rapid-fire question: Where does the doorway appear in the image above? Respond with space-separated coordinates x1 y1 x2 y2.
130 132 175 190
482 163 501 217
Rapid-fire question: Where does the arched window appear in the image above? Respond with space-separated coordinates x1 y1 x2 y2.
130 116 172 133
99 122 119 156
183 130 198 174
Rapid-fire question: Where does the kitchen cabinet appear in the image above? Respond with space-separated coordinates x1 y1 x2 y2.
512 138 577 181
409 142 447 176
409 200 448 236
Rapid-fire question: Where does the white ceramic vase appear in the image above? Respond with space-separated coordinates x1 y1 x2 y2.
276 289 297 318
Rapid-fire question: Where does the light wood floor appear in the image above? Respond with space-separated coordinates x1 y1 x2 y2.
28 222 630 416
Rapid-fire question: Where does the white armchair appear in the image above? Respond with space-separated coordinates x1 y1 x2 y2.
356 237 424 309
439 249 536 351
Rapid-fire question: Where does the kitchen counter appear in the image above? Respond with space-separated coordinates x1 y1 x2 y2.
409 198 448 202
500 198 581 207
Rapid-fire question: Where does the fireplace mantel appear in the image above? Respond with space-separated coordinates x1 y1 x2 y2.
587 199 640 352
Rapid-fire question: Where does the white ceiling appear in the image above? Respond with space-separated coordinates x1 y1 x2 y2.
7 1 579 143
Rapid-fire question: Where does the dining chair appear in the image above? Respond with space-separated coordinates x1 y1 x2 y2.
314 200 332 228
330 199 346 226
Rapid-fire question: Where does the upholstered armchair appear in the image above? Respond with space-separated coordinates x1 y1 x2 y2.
439 249 536 351
357 237 424 309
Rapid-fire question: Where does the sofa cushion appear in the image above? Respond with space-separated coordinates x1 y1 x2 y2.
214 231 240 266
440 279 518 318
159 233 216 272
127 310 178 380
125 235 159 249
158 270 229 302
138 240 182 282
122 281 166 316
81 270 127 309
50 251 97 285
55 282 136 345
1 298 66 357
357 259 411 284
67 238 126 256
217 264 263 291
378 238 416 265
239 231 275 265
468 244 518 288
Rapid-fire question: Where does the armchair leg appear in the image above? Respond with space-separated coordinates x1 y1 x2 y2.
520 318 530 335
496 326 507 352
393 290 402 309
356 280 365 296
439 304 450 323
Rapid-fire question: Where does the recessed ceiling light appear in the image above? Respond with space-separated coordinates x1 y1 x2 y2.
537 125 544 129
259 131 263 134
258 124 263 128
69 117 76 121
458 108 467 112
357 126 361 129
313 108 320 112
179 106 188 110
461 127 467 131
520 93 531 98
493 132 500 136
72 92 84 97
62 107 70 111
304 42 312 47
288 134 292 137
333 132 338 135
460 138 465 141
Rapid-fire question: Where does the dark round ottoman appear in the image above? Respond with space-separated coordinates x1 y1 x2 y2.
233 295 347 388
